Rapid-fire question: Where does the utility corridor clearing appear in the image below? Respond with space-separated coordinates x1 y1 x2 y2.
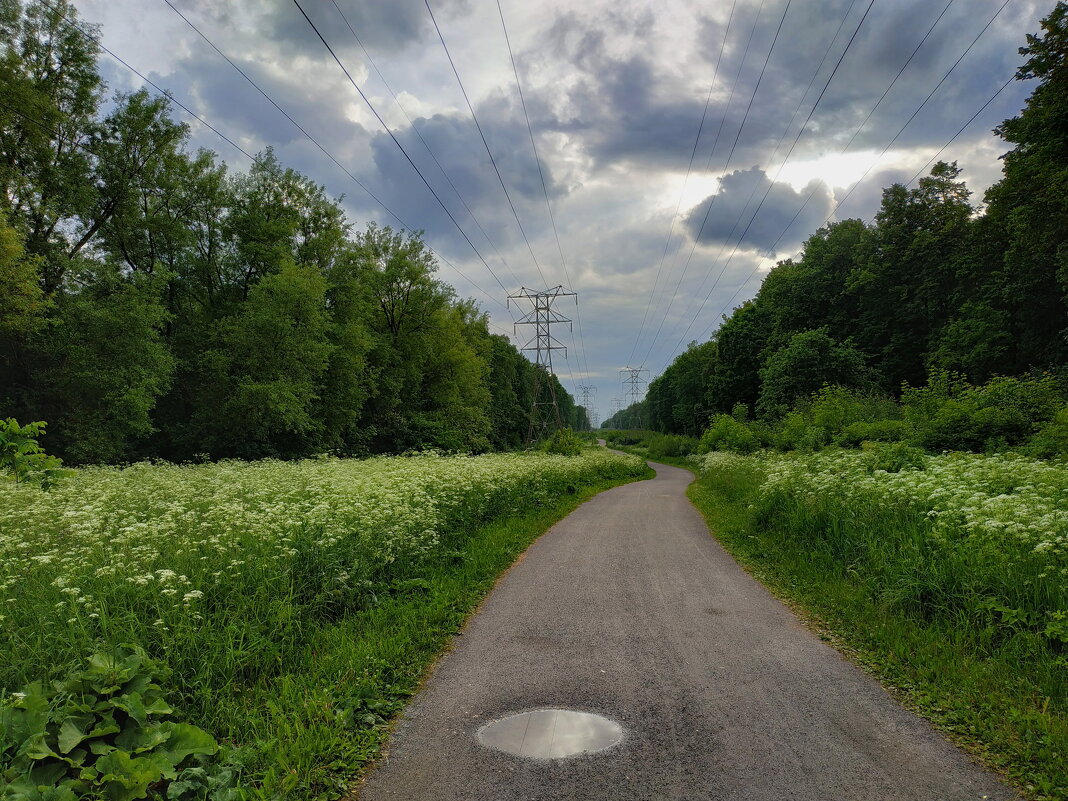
359 461 1013 801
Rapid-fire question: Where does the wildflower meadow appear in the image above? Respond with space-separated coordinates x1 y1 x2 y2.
688 447 1067 798
0 449 645 797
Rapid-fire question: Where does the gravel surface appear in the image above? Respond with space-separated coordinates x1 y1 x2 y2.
358 460 1015 801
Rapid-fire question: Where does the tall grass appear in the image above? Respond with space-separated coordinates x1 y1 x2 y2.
0 450 647 798
688 449 1067 800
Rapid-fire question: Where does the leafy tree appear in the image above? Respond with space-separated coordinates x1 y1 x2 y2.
196 259 334 458
0 214 45 338
847 162 973 389
707 300 771 414
0 0 103 293
981 1 1068 371
757 329 875 418
29 270 173 463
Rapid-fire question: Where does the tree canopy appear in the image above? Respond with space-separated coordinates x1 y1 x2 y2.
0 0 586 463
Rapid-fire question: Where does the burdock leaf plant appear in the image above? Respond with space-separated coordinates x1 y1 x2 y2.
0 645 245 801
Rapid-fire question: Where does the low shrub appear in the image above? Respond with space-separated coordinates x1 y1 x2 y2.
538 428 584 456
645 433 700 458
601 430 647 447
0 645 244 801
1026 407 1068 459
862 441 928 473
701 414 761 455
839 419 909 446
903 371 1064 452
0 418 71 489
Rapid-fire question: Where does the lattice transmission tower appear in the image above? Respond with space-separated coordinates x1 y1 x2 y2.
620 366 649 429
509 286 577 443
577 384 596 431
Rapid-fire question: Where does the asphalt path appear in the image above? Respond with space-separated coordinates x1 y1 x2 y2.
358 460 1014 801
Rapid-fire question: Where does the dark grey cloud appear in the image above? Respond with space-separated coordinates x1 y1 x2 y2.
684 166 834 254
365 95 564 258
540 0 1043 175
182 0 469 59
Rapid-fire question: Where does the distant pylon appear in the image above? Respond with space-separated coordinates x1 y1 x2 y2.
509 286 577 443
577 384 596 430
620 366 649 428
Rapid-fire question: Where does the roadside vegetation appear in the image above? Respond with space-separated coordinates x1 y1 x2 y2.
684 448 1066 801
599 12 1068 795
0 448 648 799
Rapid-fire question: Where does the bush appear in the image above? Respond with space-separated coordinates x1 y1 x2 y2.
771 411 808 451
810 387 901 439
645 433 700 458
756 329 876 419
840 419 909 446
1027 407 1068 459
862 441 927 473
701 414 760 455
903 371 1065 452
601 430 647 447
0 418 71 489
538 428 584 456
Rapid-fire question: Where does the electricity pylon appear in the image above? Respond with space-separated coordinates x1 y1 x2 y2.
620 366 649 429
509 286 577 443
577 384 596 430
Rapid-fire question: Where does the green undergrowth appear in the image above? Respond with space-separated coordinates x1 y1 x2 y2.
242 469 651 800
684 458 1066 801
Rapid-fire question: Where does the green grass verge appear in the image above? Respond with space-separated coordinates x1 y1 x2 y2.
227 469 652 800
684 461 1066 801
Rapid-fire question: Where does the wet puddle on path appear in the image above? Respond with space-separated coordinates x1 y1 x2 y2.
477 709 623 760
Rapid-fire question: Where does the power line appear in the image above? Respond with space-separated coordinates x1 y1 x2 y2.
155 2 512 316
158 0 511 314
660 0 1001 366
639 0 790 364
290 0 513 294
905 75 1014 187
656 0 879 365
640 0 862 368
831 0 1011 218
39 0 255 161
327 0 521 289
686 0 794 254
692 45 1019 351
495 0 592 386
425 0 548 288
626 0 740 366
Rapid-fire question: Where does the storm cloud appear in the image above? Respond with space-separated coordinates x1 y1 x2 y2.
685 167 834 255
73 0 1051 416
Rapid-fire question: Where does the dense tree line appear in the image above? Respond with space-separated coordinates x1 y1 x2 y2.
0 0 586 464
607 3 1068 435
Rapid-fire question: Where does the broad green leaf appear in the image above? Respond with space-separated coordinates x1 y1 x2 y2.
20 732 60 761
142 698 172 718
114 723 168 754
94 750 164 801
159 723 218 765
57 715 95 754
112 693 148 727
87 712 121 740
87 739 116 756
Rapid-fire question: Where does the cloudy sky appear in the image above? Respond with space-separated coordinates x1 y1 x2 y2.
74 0 1049 422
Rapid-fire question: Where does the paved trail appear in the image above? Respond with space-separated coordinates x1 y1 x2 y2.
359 461 1014 801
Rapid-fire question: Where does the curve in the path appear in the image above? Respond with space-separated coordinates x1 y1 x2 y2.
358 461 1014 801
